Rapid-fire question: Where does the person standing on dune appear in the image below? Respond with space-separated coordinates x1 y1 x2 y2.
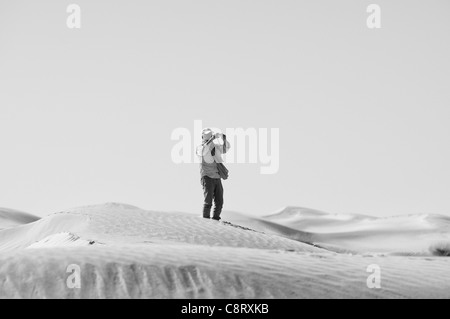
196 128 231 221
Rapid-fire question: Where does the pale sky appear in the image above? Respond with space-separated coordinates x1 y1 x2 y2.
1 0 449 217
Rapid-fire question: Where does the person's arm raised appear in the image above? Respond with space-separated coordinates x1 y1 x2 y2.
201 138 215 156
223 134 231 153
212 134 230 156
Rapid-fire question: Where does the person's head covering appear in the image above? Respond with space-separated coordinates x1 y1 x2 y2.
202 128 214 141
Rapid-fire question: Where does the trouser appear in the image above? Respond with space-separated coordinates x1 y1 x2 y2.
201 176 224 219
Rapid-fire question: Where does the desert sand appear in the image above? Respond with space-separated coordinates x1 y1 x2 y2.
0 203 449 299
0 208 40 230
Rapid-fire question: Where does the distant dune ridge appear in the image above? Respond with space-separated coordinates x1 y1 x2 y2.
0 208 40 230
256 206 450 256
0 203 449 299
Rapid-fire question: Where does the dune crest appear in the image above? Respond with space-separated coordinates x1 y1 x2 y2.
0 208 40 230
27 232 96 249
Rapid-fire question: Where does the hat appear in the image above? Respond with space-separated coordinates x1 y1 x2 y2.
202 128 213 141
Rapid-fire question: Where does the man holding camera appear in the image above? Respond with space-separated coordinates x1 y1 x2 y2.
197 128 231 221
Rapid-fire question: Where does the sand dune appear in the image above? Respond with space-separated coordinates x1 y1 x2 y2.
265 206 376 233
28 232 96 249
0 203 449 299
0 203 322 253
1 244 450 299
0 208 40 230
224 211 315 245
262 206 450 256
